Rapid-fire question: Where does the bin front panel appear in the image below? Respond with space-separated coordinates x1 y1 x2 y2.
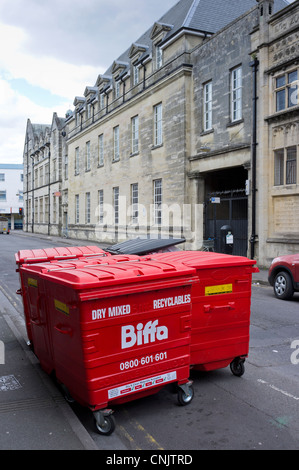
40 262 195 409
151 251 257 370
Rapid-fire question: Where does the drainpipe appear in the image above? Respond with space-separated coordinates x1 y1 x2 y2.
249 57 259 259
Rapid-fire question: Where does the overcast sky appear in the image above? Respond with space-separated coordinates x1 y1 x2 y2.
0 0 177 164
0 0 294 165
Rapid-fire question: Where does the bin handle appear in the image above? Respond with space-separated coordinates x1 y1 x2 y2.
54 324 73 337
204 302 235 313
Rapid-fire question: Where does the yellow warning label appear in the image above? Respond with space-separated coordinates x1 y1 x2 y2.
28 278 38 288
205 284 233 296
54 299 70 316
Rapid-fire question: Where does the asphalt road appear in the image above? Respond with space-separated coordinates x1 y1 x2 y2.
1 232 299 450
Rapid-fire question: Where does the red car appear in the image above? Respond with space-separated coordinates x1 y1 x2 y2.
268 254 299 300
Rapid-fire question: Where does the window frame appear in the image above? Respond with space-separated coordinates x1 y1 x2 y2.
231 66 242 122
154 103 163 147
275 69 298 112
203 81 213 131
274 146 297 186
131 115 139 154
113 126 120 162
131 183 138 224
153 179 162 225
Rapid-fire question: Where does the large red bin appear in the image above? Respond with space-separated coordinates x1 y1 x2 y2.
15 246 109 344
150 251 258 375
19 258 196 434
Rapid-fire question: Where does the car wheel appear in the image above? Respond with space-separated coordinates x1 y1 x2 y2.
274 271 294 300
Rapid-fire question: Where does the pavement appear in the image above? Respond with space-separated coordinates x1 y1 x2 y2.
0 230 269 450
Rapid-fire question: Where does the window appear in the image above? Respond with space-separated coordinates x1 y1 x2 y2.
113 187 119 224
64 154 68 180
85 192 90 223
286 147 297 184
0 190 6 201
98 134 104 166
39 197 43 223
113 126 120 161
85 141 90 171
100 93 105 110
131 183 138 224
87 103 91 119
75 194 79 223
275 70 298 111
274 149 284 185
154 103 163 146
156 45 163 69
133 66 139 85
231 66 242 122
45 196 49 223
274 147 297 185
204 82 213 131
115 80 120 98
154 179 162 225
98 189 104 223
75 147 80 175
39 166 43 186
44 163 49 185
0 174 4 182
20 174 23 182
131 116 139 154
18 190 23 201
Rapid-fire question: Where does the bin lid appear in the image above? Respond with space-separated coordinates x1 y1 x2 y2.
15 245 108 265
150 251 258 269
31 259 196 290
107 237 185 255
21 254 142 272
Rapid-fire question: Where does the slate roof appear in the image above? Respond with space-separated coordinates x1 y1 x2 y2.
100 0 289 82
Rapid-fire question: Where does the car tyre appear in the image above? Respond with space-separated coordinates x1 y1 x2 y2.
274 271 294 300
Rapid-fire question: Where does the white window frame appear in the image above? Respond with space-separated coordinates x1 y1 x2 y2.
154 103 163 146
98 134 104 166
133 65 139 85
156 45 163 70
154 179 162 225
85 192 90 223
75 194 79 224
98 189 104 223
131 183 138 224
113 126 120 161
231 66 242 122
204 81 213 131
113 186 119 224
131 116 139 154
75 147 80 175
85 141 90 171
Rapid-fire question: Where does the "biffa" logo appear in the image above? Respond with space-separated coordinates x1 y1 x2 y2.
121 320 168 349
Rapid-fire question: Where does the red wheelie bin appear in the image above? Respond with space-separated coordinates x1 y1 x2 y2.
19 258 196 434
151 251 258 376
15 246 108 344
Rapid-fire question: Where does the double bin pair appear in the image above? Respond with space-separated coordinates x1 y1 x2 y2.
15 246 258 435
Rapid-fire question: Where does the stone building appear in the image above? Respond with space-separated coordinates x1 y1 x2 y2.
23 113 67 236
251 0 299 264
22 0 298 266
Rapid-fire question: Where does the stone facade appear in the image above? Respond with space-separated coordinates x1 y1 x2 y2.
23 114 67 236
22 0 299 265
251 0 299 264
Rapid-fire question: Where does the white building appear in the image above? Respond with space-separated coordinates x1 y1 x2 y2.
0 164 24 230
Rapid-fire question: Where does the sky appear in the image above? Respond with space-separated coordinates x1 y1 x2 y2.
0 0 177 164
0 0 294 165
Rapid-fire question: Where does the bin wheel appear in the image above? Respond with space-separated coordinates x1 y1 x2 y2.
94 414 116 435
230 358 245 377
177 384 194 406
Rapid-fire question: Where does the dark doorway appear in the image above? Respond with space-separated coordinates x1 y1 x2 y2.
203 167 248 257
